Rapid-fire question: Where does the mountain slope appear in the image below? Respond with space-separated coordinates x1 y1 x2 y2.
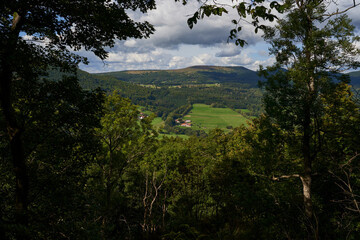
348 71 360 88
47 66 359 119
94 66 360 88
95 65 263 88
75 68 263 117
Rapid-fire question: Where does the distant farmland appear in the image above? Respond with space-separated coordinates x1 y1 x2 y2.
183 104 250 132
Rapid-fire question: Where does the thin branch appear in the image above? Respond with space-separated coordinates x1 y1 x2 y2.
340 153 360 168
323 1 360 20
271 173 300 181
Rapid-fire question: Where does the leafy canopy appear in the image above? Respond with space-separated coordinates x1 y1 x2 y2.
1 0 155 60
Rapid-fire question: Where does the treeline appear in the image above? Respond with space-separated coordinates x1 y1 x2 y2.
2 84 360 239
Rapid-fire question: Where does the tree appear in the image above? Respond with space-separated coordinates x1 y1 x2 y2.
0 75 105 239
86 92 158 239
0 0 156 238
258 1 360 237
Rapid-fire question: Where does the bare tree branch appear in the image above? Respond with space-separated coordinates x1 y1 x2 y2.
323 0 360 20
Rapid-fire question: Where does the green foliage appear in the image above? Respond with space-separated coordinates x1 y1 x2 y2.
258 0 360 238
2 1 360 239
77 66 264 118
85 92 158 239
1 75 104 239
0 0 158 238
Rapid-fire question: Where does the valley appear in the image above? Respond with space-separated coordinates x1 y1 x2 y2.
72 65 360 137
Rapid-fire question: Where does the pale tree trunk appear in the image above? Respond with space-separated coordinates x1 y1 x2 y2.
301 111 318 239
301 4 317 236
302 107 313 219
141 170 165 237
162 190 167 229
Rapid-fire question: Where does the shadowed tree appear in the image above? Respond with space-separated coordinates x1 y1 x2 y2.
85 92 158 239
0 1 155 238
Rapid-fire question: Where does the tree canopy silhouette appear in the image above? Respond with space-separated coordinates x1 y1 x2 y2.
0 1 156 238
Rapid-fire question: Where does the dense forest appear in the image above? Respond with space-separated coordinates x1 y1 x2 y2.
1 0 360 240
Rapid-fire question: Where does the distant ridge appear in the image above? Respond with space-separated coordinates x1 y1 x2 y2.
93 66 360 88
49 66 359 120
96 65 262 88
348 71 360 88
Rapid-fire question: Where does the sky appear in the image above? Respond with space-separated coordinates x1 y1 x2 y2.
78 0 360 73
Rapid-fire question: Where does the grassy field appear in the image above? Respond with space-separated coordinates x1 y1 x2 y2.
152 117 165 130
138 104 250 137
158 133 189 139
183 104 249 132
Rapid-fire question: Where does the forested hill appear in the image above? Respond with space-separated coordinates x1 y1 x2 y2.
93 65 360 88
47 66 360 89
349 70 360 88
74 67 263 118
73 66 360 118
94 65 262 88
47 66 360 120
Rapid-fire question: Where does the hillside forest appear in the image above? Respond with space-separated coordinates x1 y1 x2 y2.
1 0 360 239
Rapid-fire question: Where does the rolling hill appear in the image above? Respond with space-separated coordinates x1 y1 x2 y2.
74 66 264 118
348 70 360 88
47 66 360 121
95 65 263 88
93 65 360 88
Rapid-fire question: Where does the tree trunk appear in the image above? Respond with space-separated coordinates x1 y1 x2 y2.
301 5 316 235
0 58 29 239
302 98 318 239
0 12 29 238
302 107 313 219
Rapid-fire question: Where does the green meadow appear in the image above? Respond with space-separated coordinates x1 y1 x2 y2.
158 132 189 139
183 104 250 132
139 104 250 137
151 117 165 130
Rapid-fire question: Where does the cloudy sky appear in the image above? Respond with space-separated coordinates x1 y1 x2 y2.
78 0 360 73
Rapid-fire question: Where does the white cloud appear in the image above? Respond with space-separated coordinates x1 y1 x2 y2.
216 43 242 57
78 0 271 73
107 52 125 62
126 53 152 63
78 0 360 73
169 56 187 68
123 39 137 47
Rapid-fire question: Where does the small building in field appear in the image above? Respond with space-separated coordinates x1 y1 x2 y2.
181 123 192 127
139 112 147 120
